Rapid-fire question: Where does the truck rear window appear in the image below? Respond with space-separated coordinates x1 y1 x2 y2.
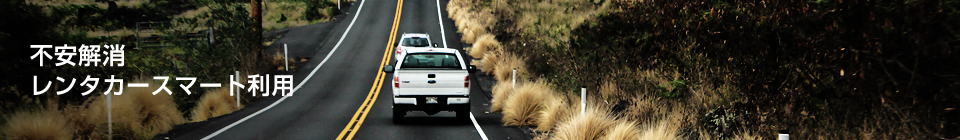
401 38 430 47
400 53 461 69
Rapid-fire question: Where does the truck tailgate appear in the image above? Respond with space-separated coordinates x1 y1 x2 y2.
394 70 468 96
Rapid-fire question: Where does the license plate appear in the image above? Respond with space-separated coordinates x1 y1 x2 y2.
426 97 438 104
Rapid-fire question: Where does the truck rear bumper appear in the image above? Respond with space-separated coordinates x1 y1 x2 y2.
393 95 470 111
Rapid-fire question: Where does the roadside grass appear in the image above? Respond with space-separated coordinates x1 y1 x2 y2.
261 2 309 30
636 119 681 140
597 82 625 107
173 2 338 31
535 93 572 132
502 80 556 126
30 0 179 39
2 79 187 140
2 1 284 139
448 0 716 139
64 97 109 139
486 47 529 114
478 48 501 75
492 52 525 82
624 94 660 124
731 132 759 140
270 48 299 71
600 120 640 140
468 34 499 59
3 108 74 140
191 87 242 122
27 0 149 9
446 0 495 44
489 81 513 113
550 107 615 140
109 79 185 139
174 6 212 19
84 29 136 38
492 0 606 48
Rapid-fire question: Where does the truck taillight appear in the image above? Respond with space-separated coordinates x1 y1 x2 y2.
394 76 400 88
464 76 469 88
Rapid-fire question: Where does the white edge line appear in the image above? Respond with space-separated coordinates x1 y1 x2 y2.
437 0 448 49
440 0 486 139
470 112 490 140
200 0 369 139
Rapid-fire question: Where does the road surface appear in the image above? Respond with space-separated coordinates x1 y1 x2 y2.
158 0 528 139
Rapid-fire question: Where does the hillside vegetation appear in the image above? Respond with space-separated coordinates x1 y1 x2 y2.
451 0 960 139
0 0 318 139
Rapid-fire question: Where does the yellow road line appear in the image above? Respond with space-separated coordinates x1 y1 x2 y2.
335 0 402 139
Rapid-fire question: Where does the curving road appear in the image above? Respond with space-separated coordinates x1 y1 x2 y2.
157 0 528 139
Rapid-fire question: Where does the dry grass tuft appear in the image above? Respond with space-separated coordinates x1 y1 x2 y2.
732 132 758 140
598 81 623 104
479 48 502 75
461 28 479 44
536 94 572 132
271 49 297 70
447 0 496 44
27 0 148 9
489 81 514 112
470 59 482 70
637 119 681 140
469 34 500 58
177 3 318 30
260 2 311 30
3 108 74 140
85 29 136 38
493 52 526 82
175 6 212 19
463 24 487 44
624 95 661 123
109 81 186 139
446 0 469 20
474 45 525 86
551 108 616 140
455 13 471 32
192 87 242 122
502 80 556 126
601 120 641 140
64 97 109 139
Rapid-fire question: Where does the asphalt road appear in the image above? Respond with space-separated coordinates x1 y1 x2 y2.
158 0 528 139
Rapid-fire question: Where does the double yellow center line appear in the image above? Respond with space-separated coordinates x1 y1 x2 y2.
334 0 403 139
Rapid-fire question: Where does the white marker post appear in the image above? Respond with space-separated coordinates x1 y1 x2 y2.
236 71 240 108
778 130 789 140
512 69 516 87
107 92 112 140
581 86 586 115
284 44 289 71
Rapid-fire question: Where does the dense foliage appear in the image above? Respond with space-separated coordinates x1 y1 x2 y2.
515 0 959 139
0 0 266 118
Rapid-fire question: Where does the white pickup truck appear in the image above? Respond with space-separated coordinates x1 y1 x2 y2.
383 48 476 122
395 33 439 60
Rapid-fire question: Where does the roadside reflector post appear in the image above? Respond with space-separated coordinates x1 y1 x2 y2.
581 86 586 115
284 44 289 71
208 27 215 44
778 130 789 140
512 68 516 87
107 92 112 140
236 71 240 108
